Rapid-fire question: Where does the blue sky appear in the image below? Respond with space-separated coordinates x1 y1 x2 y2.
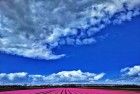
0 0 140 85
0 15 140 85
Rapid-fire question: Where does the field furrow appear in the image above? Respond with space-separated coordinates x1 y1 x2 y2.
0 88 140 94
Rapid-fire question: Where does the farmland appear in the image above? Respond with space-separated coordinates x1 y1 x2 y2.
0 88 140 94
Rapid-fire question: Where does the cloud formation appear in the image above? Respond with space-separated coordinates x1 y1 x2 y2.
0 72 28 81
0 0 140 60
105 65 140 85
120 65 140 82
0 70 105 85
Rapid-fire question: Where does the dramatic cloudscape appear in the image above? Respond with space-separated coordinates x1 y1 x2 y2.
0 0 140 85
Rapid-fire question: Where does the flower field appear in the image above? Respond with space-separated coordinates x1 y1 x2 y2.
0 88 139 94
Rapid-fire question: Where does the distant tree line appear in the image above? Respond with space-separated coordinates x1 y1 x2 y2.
0 84 140 92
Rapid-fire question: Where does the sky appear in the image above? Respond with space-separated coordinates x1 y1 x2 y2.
0 0 140 85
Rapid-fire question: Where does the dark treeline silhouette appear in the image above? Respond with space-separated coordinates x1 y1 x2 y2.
0 84 140 92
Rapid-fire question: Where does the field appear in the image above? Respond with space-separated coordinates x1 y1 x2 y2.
0 88 140 94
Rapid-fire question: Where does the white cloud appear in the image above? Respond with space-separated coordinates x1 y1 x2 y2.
0 72 28 81
126 0 140 9
121 65 140 77
44 70 105 83
0 73 6 79
0 70 105 85
94 73 105 80
0 72 28 85
82 38 96 45
104 65 140 85
0 0 139 60
7 72 28 81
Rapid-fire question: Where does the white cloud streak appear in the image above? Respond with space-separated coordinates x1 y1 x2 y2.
0 0 140 60
0 70 105 85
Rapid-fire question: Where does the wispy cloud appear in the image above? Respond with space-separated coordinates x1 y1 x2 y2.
0 0 140 60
